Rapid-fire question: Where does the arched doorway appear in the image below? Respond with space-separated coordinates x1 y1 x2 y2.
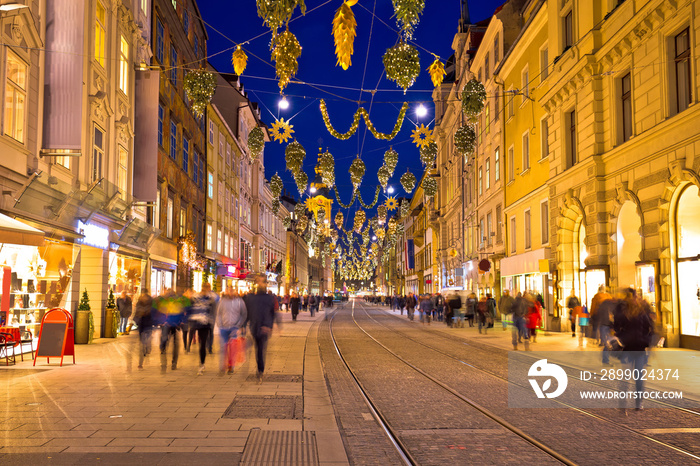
576 223 606 310
674 184 700 347
616 201 642 289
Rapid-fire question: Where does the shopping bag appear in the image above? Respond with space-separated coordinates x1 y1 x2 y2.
234 336 246 365
226 338 237 369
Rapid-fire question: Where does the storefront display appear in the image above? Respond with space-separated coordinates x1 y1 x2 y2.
676 184 700 342
109 251 145 296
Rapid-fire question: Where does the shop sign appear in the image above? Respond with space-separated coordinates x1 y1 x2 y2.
78 221 109 250
266 272 278 282
478 259 491 273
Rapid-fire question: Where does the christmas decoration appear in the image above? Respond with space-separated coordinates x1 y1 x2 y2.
271 29 302 92
427 56 446 87
376 227 386 240
333 186 357 208
400 169 417 192
422 175 437 198
385 197 398 210
392 0 425 40
332 1 357 70
420 140 438 166
377 205 387 223
349 156 365 190
377 165 391 189
179 231 201 270
411 124 433 147
285 140 306 173
247 126 265 159
319 149 335 187
319 99 408 141
294 202 306 218
294 170 308 195
256 0 306 34
461 78 487 122
384 148 399 174
270 173 284 198
358 186 381 208
334 211 344 229
383 42 420 93
272 198 281 214
354 209 366 232
271 118 295 143
400 199 409 218
106 289 118 338
454 124 476 157
297 214 308 234
183 70 217 118
283 216 292 229
78 288 94 344
232 45 248 75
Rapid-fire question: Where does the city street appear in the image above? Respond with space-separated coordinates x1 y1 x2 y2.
2 300 699 465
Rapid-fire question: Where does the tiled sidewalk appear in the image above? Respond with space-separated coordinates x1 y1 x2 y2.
0 309 348 465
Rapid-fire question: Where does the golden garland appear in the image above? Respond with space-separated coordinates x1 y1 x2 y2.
320 99 409 141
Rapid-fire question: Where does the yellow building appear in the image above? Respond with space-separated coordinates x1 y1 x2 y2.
499 0 554 318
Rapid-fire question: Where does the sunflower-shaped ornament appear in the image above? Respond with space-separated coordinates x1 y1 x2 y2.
385 197 399 211
411 124 433 148
271 118 294 143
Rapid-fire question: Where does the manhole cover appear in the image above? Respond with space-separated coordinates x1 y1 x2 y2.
223 395 302 419
245 374 302 383
241 430 318 465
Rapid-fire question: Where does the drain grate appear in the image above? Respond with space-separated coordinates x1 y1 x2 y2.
241 430 318 465
223 395 303 419
245 374 302 383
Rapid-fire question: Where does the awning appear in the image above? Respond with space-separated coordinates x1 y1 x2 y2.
0 213 45 246
500 248 547 277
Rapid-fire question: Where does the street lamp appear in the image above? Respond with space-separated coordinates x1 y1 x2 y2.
387 186 395 194
278 96 290 110
416 103 428 118
309 186 317 194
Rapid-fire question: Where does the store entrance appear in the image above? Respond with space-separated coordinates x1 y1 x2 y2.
675 184 700 349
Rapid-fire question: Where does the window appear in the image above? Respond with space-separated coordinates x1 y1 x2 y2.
225 188 230 212
206 223 212 250
119 35 129 94
524 210 531 249
157 105 164 146
541 118 549 159
487 212 493 246
209 120 214 144
4 52 27 143
510 217 516 253
494 35 499 64
92 126 104 182
166 196 174 238
496 205 502 243
218 180 223 205
217 228 222 254
170 45 178 84
495 147 500 181
169 121 177 160
484 52 489 80
207 171 214 198
55 156 70 169
193 153 199 185
484 103 490 134
141 0 148 14
485 158 491 189
171 0 176 8
224 233 229 257
567 110 577 168
198 153 204 189
179 207 186 237
219 131 225 158
479 218 485 246
521 67 529 103
226 142 232 166
674 28 691 113
478 166 483 196
522 132 530 171
508 146 514 182
541 201 549 245
182 138 189 173
95 2 106 67
563 11 573 50
508 87 514 118
494 91 500 122
621 73 632 142
540 47 549 81
118 146 128 200
156 18 164 63
194 35 199 59
183 8 189 36
150 187 161 228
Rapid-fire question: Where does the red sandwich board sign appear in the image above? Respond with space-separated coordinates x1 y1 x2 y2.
34 308 75 366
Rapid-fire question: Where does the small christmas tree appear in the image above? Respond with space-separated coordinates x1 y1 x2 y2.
106 289 119 338
78 289 94 344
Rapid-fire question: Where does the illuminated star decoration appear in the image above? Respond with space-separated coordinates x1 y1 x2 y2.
271 118 295 143
411 124 433 148
385 197 399 211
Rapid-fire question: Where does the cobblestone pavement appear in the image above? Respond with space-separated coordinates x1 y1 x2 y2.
0 310 348 465
354 302 700 465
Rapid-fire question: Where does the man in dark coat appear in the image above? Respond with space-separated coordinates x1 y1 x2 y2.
243 275 277 382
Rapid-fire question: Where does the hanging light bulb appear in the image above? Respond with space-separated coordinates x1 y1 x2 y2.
279 96 290 110
387 186 395 194
416 103 428 118
310 186 317 194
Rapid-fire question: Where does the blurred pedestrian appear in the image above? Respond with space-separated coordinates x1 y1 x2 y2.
526 296 542 343
486 293 497 328
117 290 132 335
398 295 406 315
419 294 433 325
290 291 300 322
499 290 514 331
243 275 277 383
157 289 188 371
434 292 444 322
133 289 154 369
567 290 581 338
477 295 489 334
591 285 613 345
217 287 247 375
188 282 218 375
511 292 529 350
406 292 417 321
465 293 477 327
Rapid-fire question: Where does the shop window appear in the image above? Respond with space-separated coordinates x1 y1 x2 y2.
155 18 164 64
118 146 128 200
676 184 700 338
4 51 27 143
92 126 104 182
119 35 129 95
621 73 633 142
166 196 174 238
95 1 106 67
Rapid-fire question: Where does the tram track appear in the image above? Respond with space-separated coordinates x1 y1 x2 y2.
357 302 700 463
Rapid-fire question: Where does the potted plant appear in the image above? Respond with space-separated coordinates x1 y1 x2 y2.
75 288 94 344
104 289 119 338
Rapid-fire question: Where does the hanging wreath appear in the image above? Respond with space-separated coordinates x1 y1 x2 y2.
349 157 366 190
400 169 417 193
271 198 281 215
248 126 265 159
232 45 248 75
411 124 433 148
377 165 391 189
427 56 446 87
256 0 306 34
358 186 381 208
385 197 398 211
461 78 487 122
271 118 295 143
392 0 425 40
422 175 437 198
285 140 306 173
294 170 308 196
271 29 302 92
319 100 408 141
183 70 217 118
383 42 420 93
419 141 438 166
400 199 409 218
384 148 399 174
319 149 335 187
354 209 366 233
332 1 357 70
270 173 284 198
454 124 476 157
